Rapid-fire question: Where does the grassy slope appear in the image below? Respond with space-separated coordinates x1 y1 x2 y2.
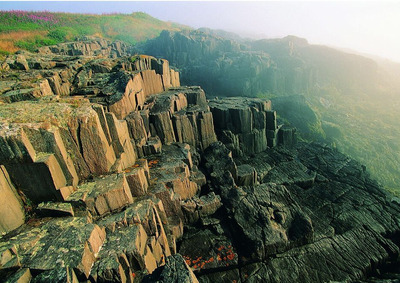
307 83 400 196
0 11 189 54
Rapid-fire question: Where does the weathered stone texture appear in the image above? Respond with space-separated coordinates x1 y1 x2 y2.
142 254 199 283
68 174 133 216
0 166 25 235
209 97 276 155
1 37 399 283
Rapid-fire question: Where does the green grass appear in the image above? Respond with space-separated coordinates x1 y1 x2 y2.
306 84 400 193
0 11 189 53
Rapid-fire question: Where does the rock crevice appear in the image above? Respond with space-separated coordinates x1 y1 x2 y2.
0 38 399 283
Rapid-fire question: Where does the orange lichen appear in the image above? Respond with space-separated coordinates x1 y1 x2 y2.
124 164 140 173
183 246 236 271
205 257 214 263
148 159 159 168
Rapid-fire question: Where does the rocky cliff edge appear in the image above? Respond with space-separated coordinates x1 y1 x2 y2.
0 38 399 283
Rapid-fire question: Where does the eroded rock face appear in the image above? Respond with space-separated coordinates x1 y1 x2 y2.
0 38 180 121
141 30 276 97
0 38 399 283
0 166 25 235
209 97 294 155
192 141 400 282
37 36 133 58
142 254 199 283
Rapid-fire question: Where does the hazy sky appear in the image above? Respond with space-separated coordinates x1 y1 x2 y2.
2 1 400 62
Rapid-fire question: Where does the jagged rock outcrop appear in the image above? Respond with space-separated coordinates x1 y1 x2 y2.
141 30 277 97
141 29 379 97
0 38 204 282
0 165 25 235
38 36 134 58
142 254 199 283
0 38 180 119
0 38 399 283
209 97 296 155
185 142 400 282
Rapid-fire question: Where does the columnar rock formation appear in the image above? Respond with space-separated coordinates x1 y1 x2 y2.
0 166 25 234
141 29 379 97
0 38 217 282
0 38 399 283
209 97 296 155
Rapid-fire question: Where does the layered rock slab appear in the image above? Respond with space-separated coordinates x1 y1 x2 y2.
209 97 284 155
0 217 106 279
144 86 217 151
0 166 25 235
195 141 400 282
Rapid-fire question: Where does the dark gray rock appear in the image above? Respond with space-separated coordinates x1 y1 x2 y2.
179 228 238 273
237 164 257 186
197 141 400 282
142 254 199 283
202 142 238 187
278 125 297 147
209 97 275 155
262 160 316 188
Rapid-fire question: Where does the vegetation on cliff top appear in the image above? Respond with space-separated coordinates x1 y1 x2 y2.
0 11 188 54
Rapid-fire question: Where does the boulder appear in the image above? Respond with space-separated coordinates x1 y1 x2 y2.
149 183 184 220
73 107 117 175
22 127 79 187
172 114 196 146
181 193 222 223
13 55 29 71
202 142 238 186
90 224 156 281
125 111 148 156
143 136 162 155
179 228 238 273
145 87 216 151
150 111 176 144
220 183 313 262
10 218 106 279
5 153 68 203
140 69 164 96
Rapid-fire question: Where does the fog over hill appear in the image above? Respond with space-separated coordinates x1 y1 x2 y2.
141 28 400 194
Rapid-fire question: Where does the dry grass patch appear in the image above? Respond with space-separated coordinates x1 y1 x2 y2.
0 30 47 53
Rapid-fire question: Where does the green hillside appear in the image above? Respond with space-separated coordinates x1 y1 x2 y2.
0 11 189 54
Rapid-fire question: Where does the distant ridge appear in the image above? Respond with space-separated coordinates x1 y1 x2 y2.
0 11 190 54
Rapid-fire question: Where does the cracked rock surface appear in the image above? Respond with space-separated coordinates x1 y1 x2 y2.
0 38 399 283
